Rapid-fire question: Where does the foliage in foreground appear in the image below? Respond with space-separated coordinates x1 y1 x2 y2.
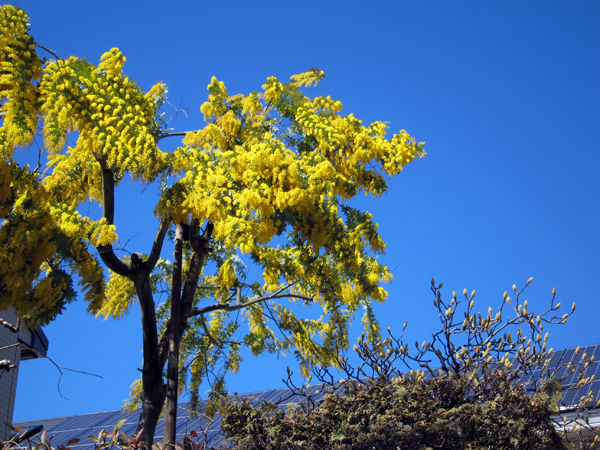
222 371 566 450
4 281 599 450
2 420 216 450
220 279 600 450
0 4 423 447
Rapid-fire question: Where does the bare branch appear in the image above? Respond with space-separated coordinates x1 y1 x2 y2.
21 347 104 399
188 292 313 318
147 216 171 271
156 131 198 142
33 144 43 173
35 42 59 60
51 362 101 399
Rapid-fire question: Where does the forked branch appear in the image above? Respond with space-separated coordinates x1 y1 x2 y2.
188 286 313 318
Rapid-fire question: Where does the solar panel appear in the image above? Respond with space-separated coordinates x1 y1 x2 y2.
262 387 289 403
13 344 600 449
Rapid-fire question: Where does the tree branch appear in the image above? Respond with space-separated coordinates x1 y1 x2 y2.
93 164 131 275
156 131 197 142
147 216 171 271
45 353 104 400
101 167 115 225
188 292 313 318
181 222 214 315
35 42 59 60
22 345 103 399
157 330 169 370
97 244 131 276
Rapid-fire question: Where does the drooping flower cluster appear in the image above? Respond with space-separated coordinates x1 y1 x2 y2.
0 166 106 325
154 70 424 375
290 67 325 88
40 48 166 207
0 5 42 149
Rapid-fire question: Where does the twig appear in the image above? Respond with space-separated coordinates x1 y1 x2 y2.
188 282 312 318
165 100 189 125
35 42 59 60
156 131 197 142
33 144 44 173
42 354 103 400
25 345 103 400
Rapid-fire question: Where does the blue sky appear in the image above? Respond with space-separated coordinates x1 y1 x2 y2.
8 1 600 421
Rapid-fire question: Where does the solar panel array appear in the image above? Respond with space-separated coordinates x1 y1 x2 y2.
13 387 319 449
551 344 600 408
13 344 600 449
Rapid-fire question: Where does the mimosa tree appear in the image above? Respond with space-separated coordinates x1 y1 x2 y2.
0 5 424 447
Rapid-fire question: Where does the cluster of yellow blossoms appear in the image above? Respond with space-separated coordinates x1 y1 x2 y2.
157 69 423 374
290 67 325 88
0 5 41 148
40 48 165 204
0 7 125 324
0 160 105 325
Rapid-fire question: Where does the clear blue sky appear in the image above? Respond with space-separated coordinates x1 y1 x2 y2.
8 1 600 421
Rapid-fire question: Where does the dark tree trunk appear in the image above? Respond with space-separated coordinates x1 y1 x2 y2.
132 265 165 449
164 224 184 446
162 222 214 446
97 158 172 449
